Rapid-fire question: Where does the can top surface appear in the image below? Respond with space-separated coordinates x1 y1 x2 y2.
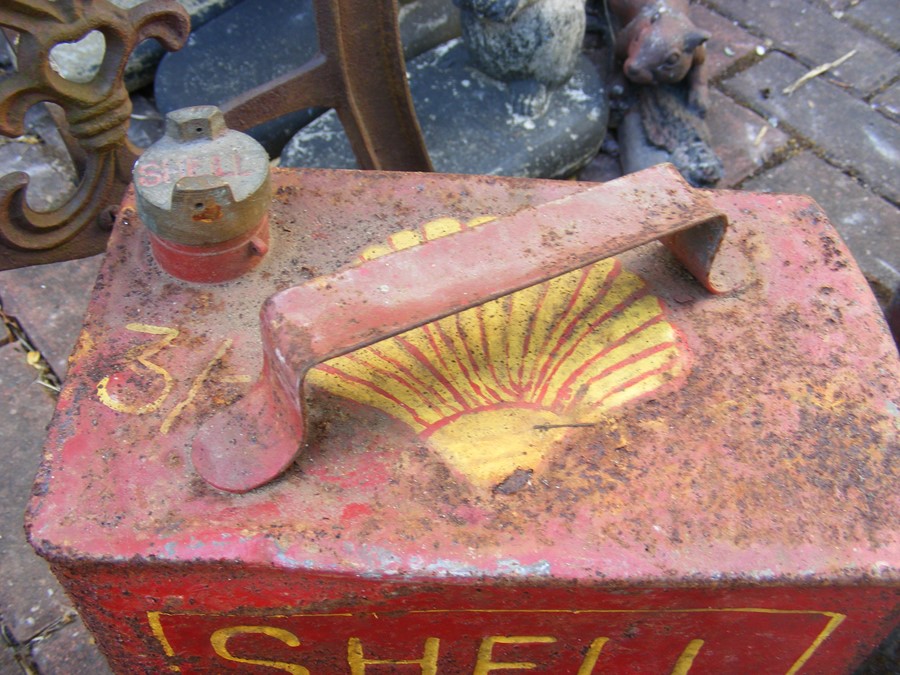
28 168 900 586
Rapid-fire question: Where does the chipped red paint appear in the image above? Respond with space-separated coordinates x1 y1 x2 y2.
147 212 270 283
27 168 900 673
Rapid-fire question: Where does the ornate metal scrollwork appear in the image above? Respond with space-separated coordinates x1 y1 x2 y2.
0 0 190 268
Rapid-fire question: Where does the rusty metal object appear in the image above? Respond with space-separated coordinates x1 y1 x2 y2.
134 105 271 282
1 0 427 269
27 167 900 672
0 0 190 269
194 164 738 491
222 0 432 172
888 282 900 349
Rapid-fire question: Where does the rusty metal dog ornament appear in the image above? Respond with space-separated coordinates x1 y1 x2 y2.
610 0 710 114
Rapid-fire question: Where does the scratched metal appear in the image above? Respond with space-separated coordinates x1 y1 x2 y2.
27 167 900 673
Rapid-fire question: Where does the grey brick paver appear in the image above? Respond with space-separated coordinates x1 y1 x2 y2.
722 51 900 203
0 345 70 645
816 0 855 12
706 89 790 186
690 4 765 79
0 255 103 379
703 0 900 95
0 645 20 675
872 81 900 122
743 151 900 292
847 0 900 49
32 618 113 675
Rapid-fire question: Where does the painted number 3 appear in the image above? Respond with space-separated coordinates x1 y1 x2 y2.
96 323 247 433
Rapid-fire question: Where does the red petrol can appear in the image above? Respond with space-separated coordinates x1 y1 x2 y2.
27 163 899 673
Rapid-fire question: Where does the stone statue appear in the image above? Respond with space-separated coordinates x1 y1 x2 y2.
453 0 587 115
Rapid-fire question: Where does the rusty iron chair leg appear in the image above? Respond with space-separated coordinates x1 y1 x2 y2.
221 0 432 172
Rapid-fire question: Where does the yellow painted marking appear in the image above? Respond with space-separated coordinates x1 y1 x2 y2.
310 216 686 487
96 324 178 415
474 636 557 674
786 612 845 675
147 607 845 673
357 243 393 262
414 608 846 674
347 636 439 674
160 339 232 434
388 229 422 251
576 637 609 675
219 374 252 383
671 639 704 674
428 408 566 487
422 217 468 240
69 329 94 365
467 215 497 228
147 611 182 672
210 626 308 674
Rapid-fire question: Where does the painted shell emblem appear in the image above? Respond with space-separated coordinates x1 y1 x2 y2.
308 217 689 488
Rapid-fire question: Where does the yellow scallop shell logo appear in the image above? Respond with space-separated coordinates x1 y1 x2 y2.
308 217 689 488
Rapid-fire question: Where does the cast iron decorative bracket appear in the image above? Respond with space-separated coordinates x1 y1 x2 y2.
0 0 431 270
0 0 191 269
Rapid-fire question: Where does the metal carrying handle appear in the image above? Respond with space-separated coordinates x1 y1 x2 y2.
193 165 744 492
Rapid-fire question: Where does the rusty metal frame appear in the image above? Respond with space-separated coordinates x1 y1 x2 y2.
0 0 430 270
221 0 432 172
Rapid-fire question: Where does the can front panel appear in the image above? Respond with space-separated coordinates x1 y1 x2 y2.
52 566 900 673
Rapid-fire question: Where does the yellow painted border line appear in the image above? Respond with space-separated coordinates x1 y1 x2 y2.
147 606 846 674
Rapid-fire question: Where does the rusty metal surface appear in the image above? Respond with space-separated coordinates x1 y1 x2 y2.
26 167 900 672
888 283 900 349
0 0 190 269
222 0 432 172
193 164 740 492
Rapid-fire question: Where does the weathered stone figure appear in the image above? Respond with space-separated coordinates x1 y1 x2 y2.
454 0 587 115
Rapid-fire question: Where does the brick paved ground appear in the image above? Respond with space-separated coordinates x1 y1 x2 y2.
1 0 898 672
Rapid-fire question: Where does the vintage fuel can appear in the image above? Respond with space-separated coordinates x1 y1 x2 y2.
26 111 900 673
